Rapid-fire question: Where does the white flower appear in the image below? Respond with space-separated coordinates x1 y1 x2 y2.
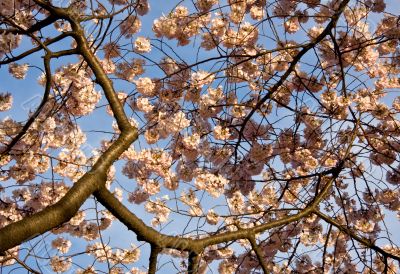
0 93 12 111
51 237 71 254
213 125 231 140
191 70 215 89
134 36 151 53
136 97 154 113
134 77 155 96
206 209 220 225
182 133 200 150
8 63 28 79
170 111 190 133
50 256 72 272
195 172 228 198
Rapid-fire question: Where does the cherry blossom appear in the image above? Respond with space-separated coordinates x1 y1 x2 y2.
0 93 12 111
134 36 151 53
8 63 28 79
1 0 400 273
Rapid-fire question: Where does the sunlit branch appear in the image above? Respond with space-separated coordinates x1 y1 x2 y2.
248 236 269 273
0 129 137 253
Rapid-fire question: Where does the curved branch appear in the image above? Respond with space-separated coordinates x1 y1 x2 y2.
73 27 132 132
94 159 343 253
0 129 137 254
197 161 345 248
93 117 358 253
0 52 52 158
94 106 358 261
0 15 57 35
1 48 78 158
94 186 201 252
0 32 70 65
32 0 132 132
0 0 139 254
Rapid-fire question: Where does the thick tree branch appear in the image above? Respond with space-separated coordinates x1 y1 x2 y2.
188 252 201 274
148 245 161 274
94 186 201 252
33 0 132 132
1 1 393 273
0 130 137 253
0 0 138 254
94 159 343 253
72 28 132 132
93 120 359 255
248 236 268 273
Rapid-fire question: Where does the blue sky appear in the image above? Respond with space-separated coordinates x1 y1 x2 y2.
1 0 400 273
0 1 205 273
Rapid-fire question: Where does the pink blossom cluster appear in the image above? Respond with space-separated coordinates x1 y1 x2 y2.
51 64 101 116
2 0 400 273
